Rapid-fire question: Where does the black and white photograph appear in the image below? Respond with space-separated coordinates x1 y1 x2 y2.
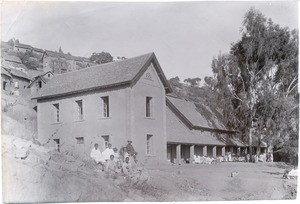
0 0 298 202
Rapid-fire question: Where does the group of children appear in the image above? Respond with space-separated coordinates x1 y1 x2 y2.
90 140 138 177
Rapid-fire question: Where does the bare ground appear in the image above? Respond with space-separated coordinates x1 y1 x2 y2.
2 135 297 202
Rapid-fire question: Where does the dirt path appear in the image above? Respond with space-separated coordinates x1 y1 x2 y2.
147 162 298 201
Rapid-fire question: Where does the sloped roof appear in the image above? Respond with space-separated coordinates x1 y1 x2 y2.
2 54 22 64
166 106 226 146
166 95 230 132
28 75 51 88
1 61 13 69
218 135 246 147
1 67 12 78
10 69 30 81
15 42 32 49
27 69 45 79
195 103 227 129
33 52 172 99
32 47 44 53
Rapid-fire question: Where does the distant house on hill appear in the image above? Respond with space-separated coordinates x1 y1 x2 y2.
1 41 13 51
1 65 31 97
28 71 53 95
13 42 32 53
9 69 31 97
2 54 22 64
1 67 13 95
32 47 44 56
1 54 28 73
42 50 92 74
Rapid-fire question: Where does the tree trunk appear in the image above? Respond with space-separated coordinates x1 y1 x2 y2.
257 136 261 156
249 126 253 162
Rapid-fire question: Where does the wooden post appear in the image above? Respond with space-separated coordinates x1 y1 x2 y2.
222 146 225 156
190 145 194 164
237 147 241 156
176 144 181 165
203 146 207 156
213 146 217 157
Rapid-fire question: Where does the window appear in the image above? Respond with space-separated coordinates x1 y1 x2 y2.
53 103 60 123
101 96 109 117
3 81 7 91
48 74 51 77
53 139 60 152
75 100 83 120
102 135 109 149
14 81 19 89
146 97 153 117
38 81 42 88
76 137 84 144
146 134 154 155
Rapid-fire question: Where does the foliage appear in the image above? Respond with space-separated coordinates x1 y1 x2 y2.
184 77 201 87
89 52 113 64
169 8 298 165
204 7 298 163
16 51 42 70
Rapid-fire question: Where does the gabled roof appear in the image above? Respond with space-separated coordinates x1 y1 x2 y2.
166 95 233 133
27 75 51 88
40 71 53 77
33 53 172 100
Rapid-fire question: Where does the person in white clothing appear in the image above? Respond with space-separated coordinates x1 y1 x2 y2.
90 143 105 171
102 143 115 161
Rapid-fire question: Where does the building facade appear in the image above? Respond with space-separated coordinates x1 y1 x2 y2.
34 52 252 165
28 71 53 96
42 50 92 74
1 67 13 95
33 53 171 165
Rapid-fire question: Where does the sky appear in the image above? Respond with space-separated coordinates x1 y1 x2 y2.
1 0 298 81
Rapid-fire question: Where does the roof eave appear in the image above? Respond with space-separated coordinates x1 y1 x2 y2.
193 125 237 134
32 81 131 100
